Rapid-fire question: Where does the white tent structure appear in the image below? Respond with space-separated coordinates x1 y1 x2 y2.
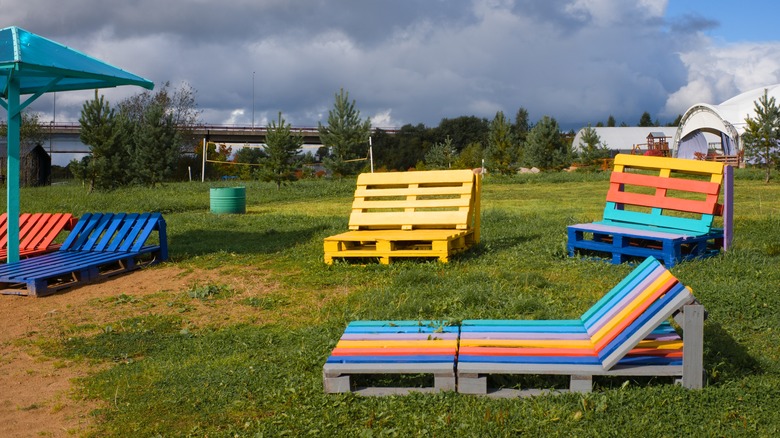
672 84 780 160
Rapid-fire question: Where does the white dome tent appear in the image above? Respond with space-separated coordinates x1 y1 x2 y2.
673 84 780 162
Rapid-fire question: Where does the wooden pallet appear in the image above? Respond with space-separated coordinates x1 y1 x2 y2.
568 154 733 267
0 212 77 261
0 212 168 297
323 320 458 395
324 169 481 264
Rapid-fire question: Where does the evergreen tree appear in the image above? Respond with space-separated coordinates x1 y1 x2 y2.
129 103 180 187
260 112 303 189
638 111 654 127
318 88 371 176
79 95 126 191
607 115 616 127
453 142 484 169
742 89 780 183
512 107 531 144
577 124 611 165
424 136 458 169
524 116 571 170
486 111 517 174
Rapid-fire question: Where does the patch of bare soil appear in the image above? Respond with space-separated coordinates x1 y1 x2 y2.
0 264 284 437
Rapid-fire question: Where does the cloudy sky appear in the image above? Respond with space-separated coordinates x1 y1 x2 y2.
4 0 780 131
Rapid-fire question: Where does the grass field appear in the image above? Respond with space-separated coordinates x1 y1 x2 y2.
4 169 780 436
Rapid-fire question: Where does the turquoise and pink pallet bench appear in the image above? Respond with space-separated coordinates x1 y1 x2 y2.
323 257 705 395
567 154 733 267
0 213 77 262
0 212 168 297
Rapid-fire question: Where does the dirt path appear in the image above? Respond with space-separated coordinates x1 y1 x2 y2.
0 265 258 437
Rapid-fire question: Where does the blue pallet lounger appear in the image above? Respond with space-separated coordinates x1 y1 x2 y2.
567 154 733 267
0 213 168 297
457 257 704 395
323 320 458 395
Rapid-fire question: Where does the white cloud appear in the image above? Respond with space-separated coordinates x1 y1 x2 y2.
663 41 780 116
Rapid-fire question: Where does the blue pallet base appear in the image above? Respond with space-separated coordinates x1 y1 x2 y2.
567 224 723 267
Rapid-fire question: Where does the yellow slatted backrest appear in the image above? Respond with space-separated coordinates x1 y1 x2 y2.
348 169 481 232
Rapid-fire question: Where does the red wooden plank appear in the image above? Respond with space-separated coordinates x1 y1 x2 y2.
611 171 720 195
606 189 719 214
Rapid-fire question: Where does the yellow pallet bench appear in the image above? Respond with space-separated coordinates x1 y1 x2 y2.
324 169 481 264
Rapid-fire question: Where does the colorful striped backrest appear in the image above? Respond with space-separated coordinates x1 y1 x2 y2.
347 169 480 232
577 256 693 370
602 154 725 234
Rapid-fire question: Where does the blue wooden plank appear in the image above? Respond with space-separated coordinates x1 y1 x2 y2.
80 214 115 251
105 213 140 252
59 213 98 251
94 213 126 251
127 213 162 252
326 356 454 364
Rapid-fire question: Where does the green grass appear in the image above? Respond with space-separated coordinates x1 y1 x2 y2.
12 169 780 436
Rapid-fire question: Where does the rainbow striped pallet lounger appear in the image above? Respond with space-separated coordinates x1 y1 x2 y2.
457 257 704 395
323 320 458 395
567 154 733 266
0 212 168 297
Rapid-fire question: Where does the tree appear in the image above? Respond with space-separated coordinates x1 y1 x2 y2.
638 111 654 127
512 107 531 144
453 142 484 169
436 116 489 152
78 94 126 191
607 115 616 127
523 116 571 170
486 111 518 174
318 88 371 176
742 89 780 183
577 124 611 165
260 112 303 189
128 102 180 187
424 136 458 169
234 146 267 180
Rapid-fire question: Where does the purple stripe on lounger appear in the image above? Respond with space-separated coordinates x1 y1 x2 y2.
339 333 459 341
459 332 590 340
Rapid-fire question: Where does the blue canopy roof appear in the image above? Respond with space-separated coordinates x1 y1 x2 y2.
1 26 153 263
0 26 153 96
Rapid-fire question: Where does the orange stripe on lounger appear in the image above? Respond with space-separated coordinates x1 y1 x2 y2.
591 272 676 348
330 347 456 356
458 347 598 357
593 276 678 352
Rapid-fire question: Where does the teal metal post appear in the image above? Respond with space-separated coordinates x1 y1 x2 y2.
6 75 21 263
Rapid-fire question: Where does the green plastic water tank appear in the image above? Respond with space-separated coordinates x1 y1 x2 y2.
210 187 246 214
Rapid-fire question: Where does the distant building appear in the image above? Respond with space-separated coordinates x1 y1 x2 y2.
571 127 685 155
0 144 51 186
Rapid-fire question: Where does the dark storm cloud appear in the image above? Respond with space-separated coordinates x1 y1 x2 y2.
5 0 780 131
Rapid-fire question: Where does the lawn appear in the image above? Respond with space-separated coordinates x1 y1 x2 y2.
4 169 780 436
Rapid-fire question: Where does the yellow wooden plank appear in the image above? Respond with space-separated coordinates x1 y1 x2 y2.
352 198 472 210
590 271 674 344
357 169 475 185
459 339 594 348
354 185 473 197
614 154 724 175
349 211 469 227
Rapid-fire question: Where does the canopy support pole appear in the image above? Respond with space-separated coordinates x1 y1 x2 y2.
6 74 21 263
